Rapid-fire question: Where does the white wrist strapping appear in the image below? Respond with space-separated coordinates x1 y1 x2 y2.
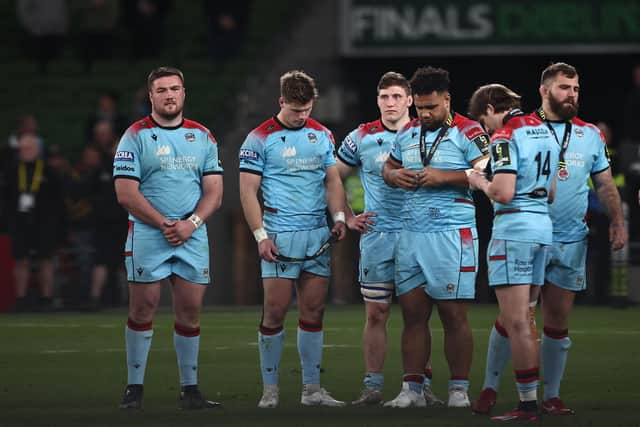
253 227 268 243
333 211 346 224
188 214 203 229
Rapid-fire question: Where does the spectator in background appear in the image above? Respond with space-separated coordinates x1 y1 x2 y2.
623 64 640 144
85 92 129 142
8 114 44 156
64 144 102 307
121 0 171 58
203 0 251 62
88 139 128 309
70 0 120 73
130 86 152 121
4 132 64 311
17 0 68 74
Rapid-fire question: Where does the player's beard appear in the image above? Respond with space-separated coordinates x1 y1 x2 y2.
548 92 578 121
154 101 183 122
422 115 446 131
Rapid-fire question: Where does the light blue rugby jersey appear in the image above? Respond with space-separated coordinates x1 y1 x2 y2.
337 119 403 231
113 116 223 223
239 116 336 232
532 113 610 243
389 113 489 232
490 113 560 244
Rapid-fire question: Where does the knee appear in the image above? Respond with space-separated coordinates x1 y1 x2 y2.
263 302 288 326
366 304 390 327
299 300 325 323
439 308 469 332
129 296 159 323
504 317 531 336
175 303 201 327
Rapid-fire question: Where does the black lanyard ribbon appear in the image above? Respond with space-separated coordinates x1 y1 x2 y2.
419 113 453 167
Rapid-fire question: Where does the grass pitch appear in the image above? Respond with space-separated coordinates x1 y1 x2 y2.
0 304 638 426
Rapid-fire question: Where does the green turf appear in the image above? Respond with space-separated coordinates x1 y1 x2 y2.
0 304 638 426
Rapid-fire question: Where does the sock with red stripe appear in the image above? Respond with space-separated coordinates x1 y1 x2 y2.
482 320 511 391
515 367 539 403
125 318 153 385
297 320 323 385
449 377 469 392
403 374 424 394
258 324 285 385
174 322 200 386
542 327 571 400
423 368 432 389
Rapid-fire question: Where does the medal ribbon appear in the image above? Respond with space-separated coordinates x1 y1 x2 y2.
419 113 453 167
536 108 571 170
18 159 44 194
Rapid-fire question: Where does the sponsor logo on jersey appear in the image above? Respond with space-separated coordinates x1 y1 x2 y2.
446 283 455 294
185 132 196 142
203 268 209 278
375 151 389 163
156 145 171 156
307 132 318 143
282 146 297 158
492 142 511 167
115 165 135 172
239 149 258 161
115 151 134 162
574 128 584 137
525 128 549 136
343 135 357 153
376 138 384 146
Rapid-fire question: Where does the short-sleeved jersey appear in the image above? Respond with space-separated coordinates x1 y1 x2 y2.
389 113 489 232
239 116 336 232
113 116 223 223
490 113 560 244
337 119 403 231
538 115 610 242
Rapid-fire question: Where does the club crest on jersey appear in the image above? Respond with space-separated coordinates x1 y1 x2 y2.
184 132 196 142
307 133 318 143
156 145 170 156
115 151 134 162
376 138 384 146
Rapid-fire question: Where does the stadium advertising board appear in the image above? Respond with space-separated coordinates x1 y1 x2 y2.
340 0 640 56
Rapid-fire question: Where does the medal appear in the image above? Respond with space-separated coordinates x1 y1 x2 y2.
18 193 35 212
558 167 569 181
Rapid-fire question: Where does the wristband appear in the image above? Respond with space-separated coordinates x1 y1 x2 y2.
253 227 268 243
188 214 203 229
333 211 346 224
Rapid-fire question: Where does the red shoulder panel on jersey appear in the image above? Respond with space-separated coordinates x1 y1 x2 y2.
491 127 514 142
452 113 486 140
306 118 335 145
357 119 385 138
306 118 329 132
400 118 421 133
252 117 283 140
183 118 217 144
503 115 543 132
127 116 154 137
572 117 606 143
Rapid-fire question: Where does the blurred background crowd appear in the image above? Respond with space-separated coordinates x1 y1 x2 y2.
1 0 639 312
